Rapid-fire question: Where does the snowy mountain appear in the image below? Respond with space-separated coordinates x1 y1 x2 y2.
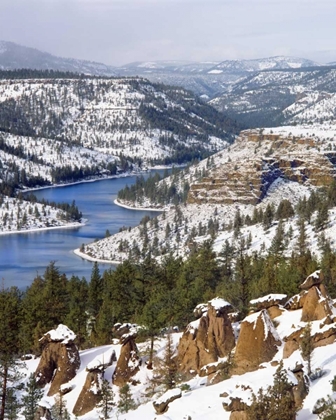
0 40 117 76
0 75 238 190
209 56 320 73
211 66 336 127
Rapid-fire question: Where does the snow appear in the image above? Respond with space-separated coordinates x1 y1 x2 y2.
209 297 232 311
154 388 182 404
244 310 280 342
250 294 287 305
43 324 76 344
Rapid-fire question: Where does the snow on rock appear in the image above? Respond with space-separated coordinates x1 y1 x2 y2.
42 324 76 344
153 388 182 414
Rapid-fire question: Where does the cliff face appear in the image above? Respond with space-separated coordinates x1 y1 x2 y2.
187 130 336 206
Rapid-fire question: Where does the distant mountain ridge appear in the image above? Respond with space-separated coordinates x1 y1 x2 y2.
2 40 335 98
0 40 117 76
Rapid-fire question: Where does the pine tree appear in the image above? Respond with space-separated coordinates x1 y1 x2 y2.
117 384 137 414
98 379 115 419
0 286 22 420
50 393 71 420
22 373 44 420
88 262 103 318
3 388 21 420
248 362 296 420
300 322 314 376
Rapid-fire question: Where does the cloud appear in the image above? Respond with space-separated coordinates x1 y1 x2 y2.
0 0 335 65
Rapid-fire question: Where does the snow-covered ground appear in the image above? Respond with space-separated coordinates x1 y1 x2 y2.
14 304 336 419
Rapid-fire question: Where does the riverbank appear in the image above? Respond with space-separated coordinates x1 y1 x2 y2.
73 248 121 265
0 220 85 236
113 199 165 212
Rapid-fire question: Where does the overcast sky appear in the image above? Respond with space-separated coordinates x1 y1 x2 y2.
1 0 336 66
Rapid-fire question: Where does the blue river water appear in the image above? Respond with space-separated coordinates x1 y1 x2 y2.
0 174 162 289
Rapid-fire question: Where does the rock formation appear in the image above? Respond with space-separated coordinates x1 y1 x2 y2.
187 131 336 206
72 370 102 416
113 330 141 387
233 310 281 374
300 271 333 322
73 348 116 416
153 388 182 414
177 298 235 376
250 293 287 319
291 364 309 408
35 324 80 396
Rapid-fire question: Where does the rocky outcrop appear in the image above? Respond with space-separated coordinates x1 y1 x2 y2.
113 332 140 387
187 132 336 206
284 291 308 310
250 294 287 320
291 364 309 408
73 348 117 416
300 271 333 322
72 370 102 417
233 310 281 374
153 388 182 414
177 298 235 376
35 325 80 396
34 405 52 420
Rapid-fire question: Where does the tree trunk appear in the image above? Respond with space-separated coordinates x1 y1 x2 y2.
147 335 154 369
0 364 8 420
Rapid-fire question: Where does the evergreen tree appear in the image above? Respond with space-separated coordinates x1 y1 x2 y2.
98 379 115 419
300 322 314 376
88 262 103 318
3 388 21 420
50 393 71 420
117 384 137 413
248 362 296 420
22 373 44 420
0 286 22 420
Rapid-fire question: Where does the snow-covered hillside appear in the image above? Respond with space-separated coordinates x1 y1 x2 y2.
211 67 336 127
75 126 336 264
16 297 336 420
0 77 236 180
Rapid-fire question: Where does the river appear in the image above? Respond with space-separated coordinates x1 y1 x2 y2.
0 174 162 289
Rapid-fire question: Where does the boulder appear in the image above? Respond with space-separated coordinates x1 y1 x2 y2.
153 388 182 414
300 270 323 290
34 404 52 420
72 370 102 416
177 298 235 375
35 325 80 396
301 286 332 322
233 310 281 374
284 291 308 310
113 334 140 386
230 412 249 420
250 294 287 311
291 364 309 409
112 323 138 340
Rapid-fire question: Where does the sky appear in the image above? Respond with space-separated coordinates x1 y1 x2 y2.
1 0 336 66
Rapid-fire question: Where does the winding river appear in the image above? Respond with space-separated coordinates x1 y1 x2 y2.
0 173 162 289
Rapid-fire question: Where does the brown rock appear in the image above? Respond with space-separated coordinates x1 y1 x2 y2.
177 298 235 375
153 388 182 414
233 310 281 374
229 412 249 420
223 397 249 412
113 336 140 387
284 291 307 310
35 325 80 396
34 405 52 420
267 305 284 320
283 328 303 359
300 270 322 290
301 286 332 322
73 370 102 416
291 364 309 409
